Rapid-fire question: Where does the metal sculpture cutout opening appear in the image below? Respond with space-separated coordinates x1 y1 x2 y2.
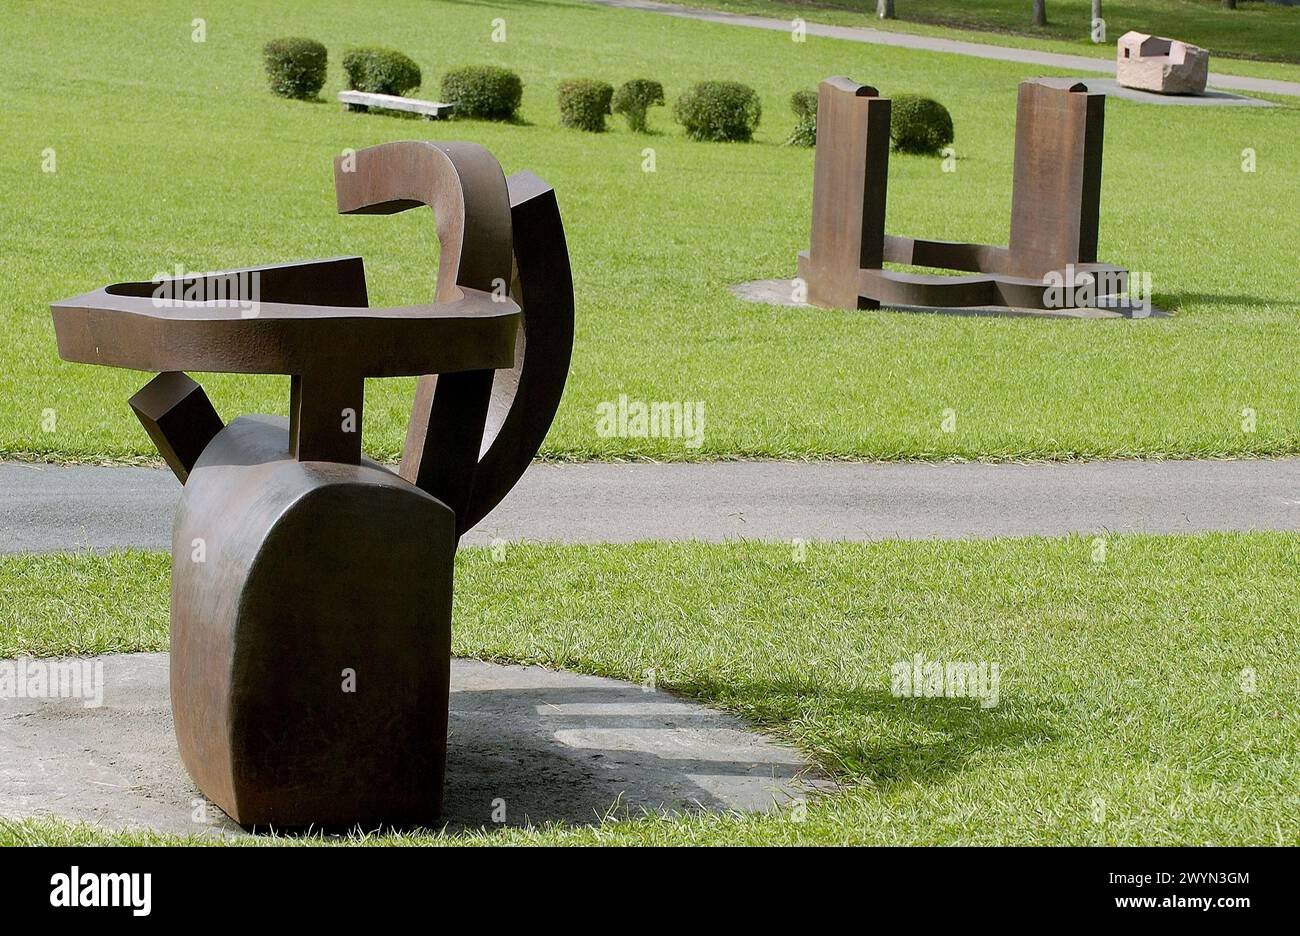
49 141 575 828
798 77 1131 312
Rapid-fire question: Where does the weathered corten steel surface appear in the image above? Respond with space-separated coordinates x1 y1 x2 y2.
798 77 1129 312
49 141 575 829
52 253 519 465
799 77 889 311
171 415 455 827
128 372 224 484
1007 79 1105 277
466 169 576 533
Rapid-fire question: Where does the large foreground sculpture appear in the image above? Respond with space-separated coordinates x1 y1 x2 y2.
50 141 574 827
798 77 1130 312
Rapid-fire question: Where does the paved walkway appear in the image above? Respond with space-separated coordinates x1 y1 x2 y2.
581 0 1300 97
2 459 1296 553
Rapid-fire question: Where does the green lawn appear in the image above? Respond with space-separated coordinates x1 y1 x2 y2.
670 0 1300 70
2 533 1298 845
3 0 1298 464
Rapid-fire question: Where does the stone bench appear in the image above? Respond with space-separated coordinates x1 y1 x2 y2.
338 89 454 119
1116 31 1209 95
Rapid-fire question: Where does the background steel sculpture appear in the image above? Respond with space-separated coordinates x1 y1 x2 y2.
798 77 1129 312
50 141 574 828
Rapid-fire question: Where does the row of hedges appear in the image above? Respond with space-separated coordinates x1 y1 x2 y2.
556 78 952 154
263 39 952 152
263 42 753 143
263 39 425 100
785 89 954 155
263 39 524 120
557 78 758 140
557 79 665 133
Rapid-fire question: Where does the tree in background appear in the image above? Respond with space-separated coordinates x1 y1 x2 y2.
1033 0 1048 26
877 0 895 18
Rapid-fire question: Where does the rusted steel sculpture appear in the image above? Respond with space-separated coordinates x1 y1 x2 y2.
798 77 1129 312
50 141 574 828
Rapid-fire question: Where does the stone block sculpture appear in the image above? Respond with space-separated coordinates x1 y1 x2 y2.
50 141 574 828
1116 31 1209 95
798 77 1130 313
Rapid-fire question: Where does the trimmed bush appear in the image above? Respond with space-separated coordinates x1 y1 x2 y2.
673 81 762 142
441 66 523 120
342 46 422 97
262 37 327 100
611 79 665 133
557 79 614 132
787 89 817 147
889 95 954 155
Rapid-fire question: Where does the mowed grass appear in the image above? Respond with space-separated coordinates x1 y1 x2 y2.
2 533 1298 845
2 0 1298 463
672 0 1300 72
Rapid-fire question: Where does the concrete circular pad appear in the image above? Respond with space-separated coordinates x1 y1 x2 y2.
0 654 824 838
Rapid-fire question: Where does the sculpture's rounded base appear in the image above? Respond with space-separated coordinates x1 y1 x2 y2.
170 415 455 828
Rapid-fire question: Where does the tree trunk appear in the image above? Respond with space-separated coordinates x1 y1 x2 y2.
1222 0 1236 9
877 0 895 18
1033 1 1048 27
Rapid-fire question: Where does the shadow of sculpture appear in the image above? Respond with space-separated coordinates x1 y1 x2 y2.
0 654 819 838
688 677 1059 792
441 679 814 831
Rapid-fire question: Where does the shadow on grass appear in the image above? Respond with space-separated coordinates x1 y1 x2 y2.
1171 292 1293 311
692 678 1059 790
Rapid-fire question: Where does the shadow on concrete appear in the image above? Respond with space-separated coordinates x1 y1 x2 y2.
443 682 813 830
0 654 823 840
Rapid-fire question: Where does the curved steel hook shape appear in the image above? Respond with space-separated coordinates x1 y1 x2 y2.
335 141 574 535
335 140 513 300
468 169 575 533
